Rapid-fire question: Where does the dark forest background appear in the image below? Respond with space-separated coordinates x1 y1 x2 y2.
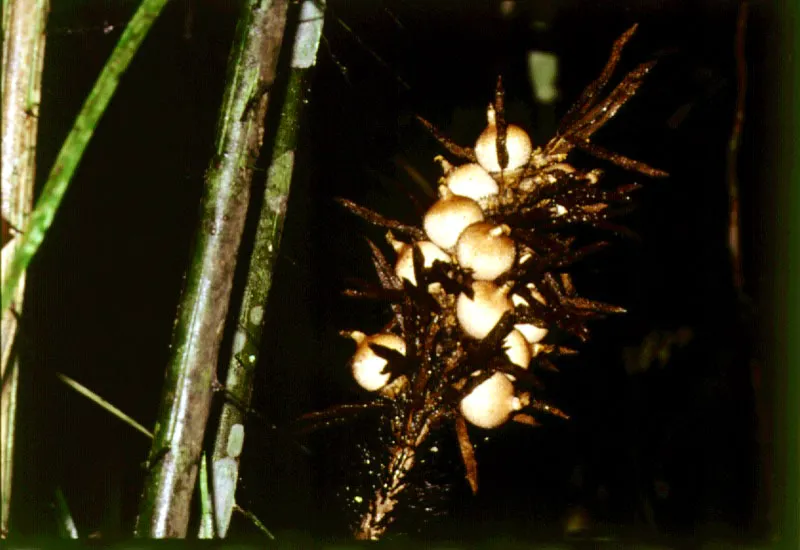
9 0 784 542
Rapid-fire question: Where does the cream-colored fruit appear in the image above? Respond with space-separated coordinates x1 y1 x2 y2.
396 242 451 286
460 372 520 429
503 329 531 370
349 331 406 392
512 288 549 343
440 160 499 203
423 186 485 252
474 105 533 173
456 281 514 340
516 323 548 343
389 237 451 286
456 222 516 281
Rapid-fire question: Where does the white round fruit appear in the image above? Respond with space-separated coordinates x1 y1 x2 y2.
393 240 451 286
460 372 520 429
349 332 406 392
456 281 514 340
503 329 531 370
511 288 549 343
474 105 532 173
515 323 548 343
456 222 516 281
423 186 485 252
445 163 499 202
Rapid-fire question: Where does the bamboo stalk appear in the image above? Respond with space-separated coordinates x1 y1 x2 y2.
0 0 170 316
1 0 49 538
134 0 289 537
207 0 325 538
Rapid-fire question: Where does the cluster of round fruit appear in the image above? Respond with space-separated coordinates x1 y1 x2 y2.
345 105 554 431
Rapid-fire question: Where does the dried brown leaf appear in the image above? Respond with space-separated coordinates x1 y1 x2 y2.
455 416 479 494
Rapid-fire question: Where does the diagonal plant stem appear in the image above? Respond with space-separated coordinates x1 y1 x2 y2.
52 372 269 537
206 0 325 538
0 0 170 316
56 372 153 439
134 0 290 538
1 0 49 538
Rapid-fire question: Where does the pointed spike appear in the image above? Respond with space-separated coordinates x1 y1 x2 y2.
512 413 541 427
455 416 479 494
493 77 509 171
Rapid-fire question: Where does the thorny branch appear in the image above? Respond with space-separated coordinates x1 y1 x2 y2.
305 25 668 540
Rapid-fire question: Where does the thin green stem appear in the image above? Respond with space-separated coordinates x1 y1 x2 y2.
207 0 325 539
135 0 290 537
56 372 153 439
234 504 275 540
0 0 170 315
